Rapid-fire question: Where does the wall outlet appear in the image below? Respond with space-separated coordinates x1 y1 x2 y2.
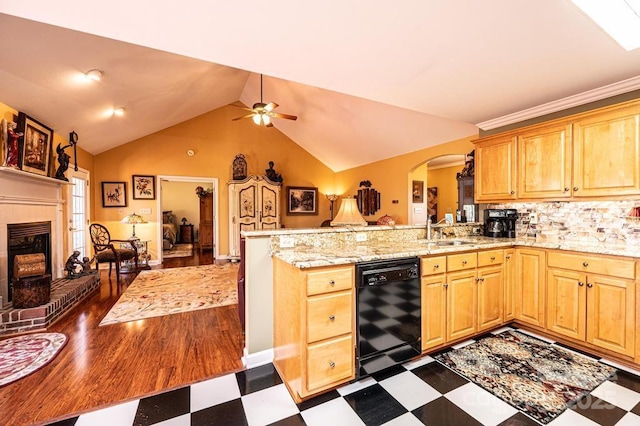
529 212 538 224
280 236 295 248
355 232 368 242
140 208 151 214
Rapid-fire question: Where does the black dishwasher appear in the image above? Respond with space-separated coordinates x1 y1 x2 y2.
355 257 421 378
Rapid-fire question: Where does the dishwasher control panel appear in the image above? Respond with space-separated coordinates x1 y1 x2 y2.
361 264 419 286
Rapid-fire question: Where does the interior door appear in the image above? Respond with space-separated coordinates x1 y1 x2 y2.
66 168 90 258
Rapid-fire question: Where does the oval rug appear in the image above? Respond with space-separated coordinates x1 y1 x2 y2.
0 332 67 387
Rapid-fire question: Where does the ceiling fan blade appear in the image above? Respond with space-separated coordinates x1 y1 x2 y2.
232 113 256 121
265 102 279 112
271 112 298 121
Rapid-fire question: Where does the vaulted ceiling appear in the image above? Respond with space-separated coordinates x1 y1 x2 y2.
1 1 640 171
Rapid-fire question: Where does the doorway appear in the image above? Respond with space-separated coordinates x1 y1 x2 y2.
66 167 91 258
157 175 219 263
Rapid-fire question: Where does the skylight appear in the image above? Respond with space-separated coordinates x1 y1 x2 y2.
572 0 640 51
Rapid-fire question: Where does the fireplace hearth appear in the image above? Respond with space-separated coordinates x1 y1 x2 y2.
7 222 51 302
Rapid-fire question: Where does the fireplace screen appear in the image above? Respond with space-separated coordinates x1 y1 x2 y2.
7 221 51 301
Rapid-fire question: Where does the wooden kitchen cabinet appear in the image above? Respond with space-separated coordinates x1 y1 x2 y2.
273 259 355 402
547 251 636 357
474 134 517 202
503 249 515 321
515 248 546 328
421 256 447 351
573 103 640 197
518 123 572 199
447 269 478 341
477 250 504 331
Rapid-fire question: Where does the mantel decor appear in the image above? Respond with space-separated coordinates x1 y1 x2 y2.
232 153 248 180
17 112 53 177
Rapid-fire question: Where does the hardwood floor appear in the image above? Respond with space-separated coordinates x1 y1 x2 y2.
0 248 244 426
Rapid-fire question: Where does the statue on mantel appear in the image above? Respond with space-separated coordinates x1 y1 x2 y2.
54 131 79 181
4 121 22 169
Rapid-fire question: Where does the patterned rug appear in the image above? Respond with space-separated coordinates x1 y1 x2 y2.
0 333 67 387
435 330 616 424
163 243 193 259
99 263 238 326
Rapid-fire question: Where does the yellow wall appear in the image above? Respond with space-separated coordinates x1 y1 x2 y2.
161 180 201 237
427 164 460 221
93 105 337 258
335 136 476 225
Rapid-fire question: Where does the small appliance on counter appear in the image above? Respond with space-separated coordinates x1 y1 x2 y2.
484 209 518 238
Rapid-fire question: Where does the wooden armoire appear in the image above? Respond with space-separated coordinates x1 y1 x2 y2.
199 193 214 255
228 175 281 259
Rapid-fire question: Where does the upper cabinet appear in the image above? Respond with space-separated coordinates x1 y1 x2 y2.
473 99 640 203
474 134 517 202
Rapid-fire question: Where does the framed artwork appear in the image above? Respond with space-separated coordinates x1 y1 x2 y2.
412 180 424 203
101 181 127 208
17 112 53 177
132 175 156 200
287 186 318 215
427 186 438 222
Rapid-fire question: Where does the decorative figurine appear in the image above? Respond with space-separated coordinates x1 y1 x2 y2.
457 150 475 179
265 161 283 183
54 131 79 181
4 122 22 169
64 251 84 278
232 153 248 180
81 256 96 274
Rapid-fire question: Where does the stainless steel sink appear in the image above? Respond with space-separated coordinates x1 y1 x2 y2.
433 240 474 246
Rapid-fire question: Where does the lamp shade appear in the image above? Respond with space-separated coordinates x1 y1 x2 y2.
121 213 147 225
330 197 367 227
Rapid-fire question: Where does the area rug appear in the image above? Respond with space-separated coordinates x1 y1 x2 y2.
99 263 238 326
163 243 193 259
435 330 616 424
0 332 67 387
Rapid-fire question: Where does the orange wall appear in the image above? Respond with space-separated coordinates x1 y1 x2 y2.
335 136 476 225
427 164 460 221
93 105 336 258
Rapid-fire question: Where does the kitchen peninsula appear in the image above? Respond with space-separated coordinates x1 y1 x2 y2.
242 223 640 401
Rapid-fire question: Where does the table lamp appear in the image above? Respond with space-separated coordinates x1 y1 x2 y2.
330 196 367 227
121 213 147 239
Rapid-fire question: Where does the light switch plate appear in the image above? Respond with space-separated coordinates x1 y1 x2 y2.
355 233 367 242
140 208 151 214
529 212 538 224
280 236 295 248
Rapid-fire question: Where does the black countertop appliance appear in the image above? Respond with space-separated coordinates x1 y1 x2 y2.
484 208 518 238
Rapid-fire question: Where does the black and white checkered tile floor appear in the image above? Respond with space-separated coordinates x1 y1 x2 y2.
50 328 640 426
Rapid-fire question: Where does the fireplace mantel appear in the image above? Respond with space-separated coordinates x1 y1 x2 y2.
0 166 72 187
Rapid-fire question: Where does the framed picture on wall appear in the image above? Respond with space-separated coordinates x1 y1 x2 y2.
101 181 127 207
287 186 318 215
427 186 438 222
17 112 54 177
132 175 156 199
412 180 424 203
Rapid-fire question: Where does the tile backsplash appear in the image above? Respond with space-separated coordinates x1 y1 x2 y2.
491 200 640 244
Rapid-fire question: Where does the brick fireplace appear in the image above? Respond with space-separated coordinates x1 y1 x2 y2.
0 167 66 308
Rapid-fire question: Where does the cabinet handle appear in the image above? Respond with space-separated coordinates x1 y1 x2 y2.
329 361 336 369
475 278 480 282
506 255 511 260
587 283 593 288
329 280 335 286
434 264 440 269
510 191 515 195
444 283 449 289
564 187 569 192
490 256 496 261
462 260 468 265
329 315 335 321
573 187 579 191
582 262 588 267
578 281 584 286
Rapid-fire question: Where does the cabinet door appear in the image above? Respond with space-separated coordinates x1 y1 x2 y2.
518 123 572 199
587 275 635 357
573 104 640 197
503 249 515 321
515 248 546 327
259 183 280 229
547 268 586 340
474 135 517 202
421 274 447 350
447 270 477 341
477 265 503 331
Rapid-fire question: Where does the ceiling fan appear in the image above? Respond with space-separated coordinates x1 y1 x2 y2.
232 74 298 127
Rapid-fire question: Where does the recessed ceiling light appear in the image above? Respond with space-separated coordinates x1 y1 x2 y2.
572 0 640 51
112 107 125 116
84 68 104 81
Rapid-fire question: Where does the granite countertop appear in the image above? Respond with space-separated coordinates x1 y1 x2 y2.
273 236 640 268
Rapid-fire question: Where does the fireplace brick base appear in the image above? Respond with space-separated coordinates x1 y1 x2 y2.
0 273 100 336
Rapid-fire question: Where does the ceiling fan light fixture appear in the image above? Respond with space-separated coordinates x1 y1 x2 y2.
253 114 262 125
84 68 104 81
112 107 125 117
262 114 271 126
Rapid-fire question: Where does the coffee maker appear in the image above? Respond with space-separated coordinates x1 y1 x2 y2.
484 209 518 238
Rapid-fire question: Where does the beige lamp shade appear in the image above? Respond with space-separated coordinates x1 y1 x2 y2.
121 213 148 238
330 197 367 227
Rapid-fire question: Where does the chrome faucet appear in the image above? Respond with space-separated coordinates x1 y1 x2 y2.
427 218 449 241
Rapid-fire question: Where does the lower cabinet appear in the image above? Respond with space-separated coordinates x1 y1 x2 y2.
503 249 516 321
547 251 636 357
421 256 447 350
273 259 355 402
515 248 546 327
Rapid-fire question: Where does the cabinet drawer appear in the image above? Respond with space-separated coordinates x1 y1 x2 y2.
306 334 353 393
447 253 477 272
478 250 504 267
306 267 353 296
547 251 635 280
307 292 353 343
421 256 446 276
